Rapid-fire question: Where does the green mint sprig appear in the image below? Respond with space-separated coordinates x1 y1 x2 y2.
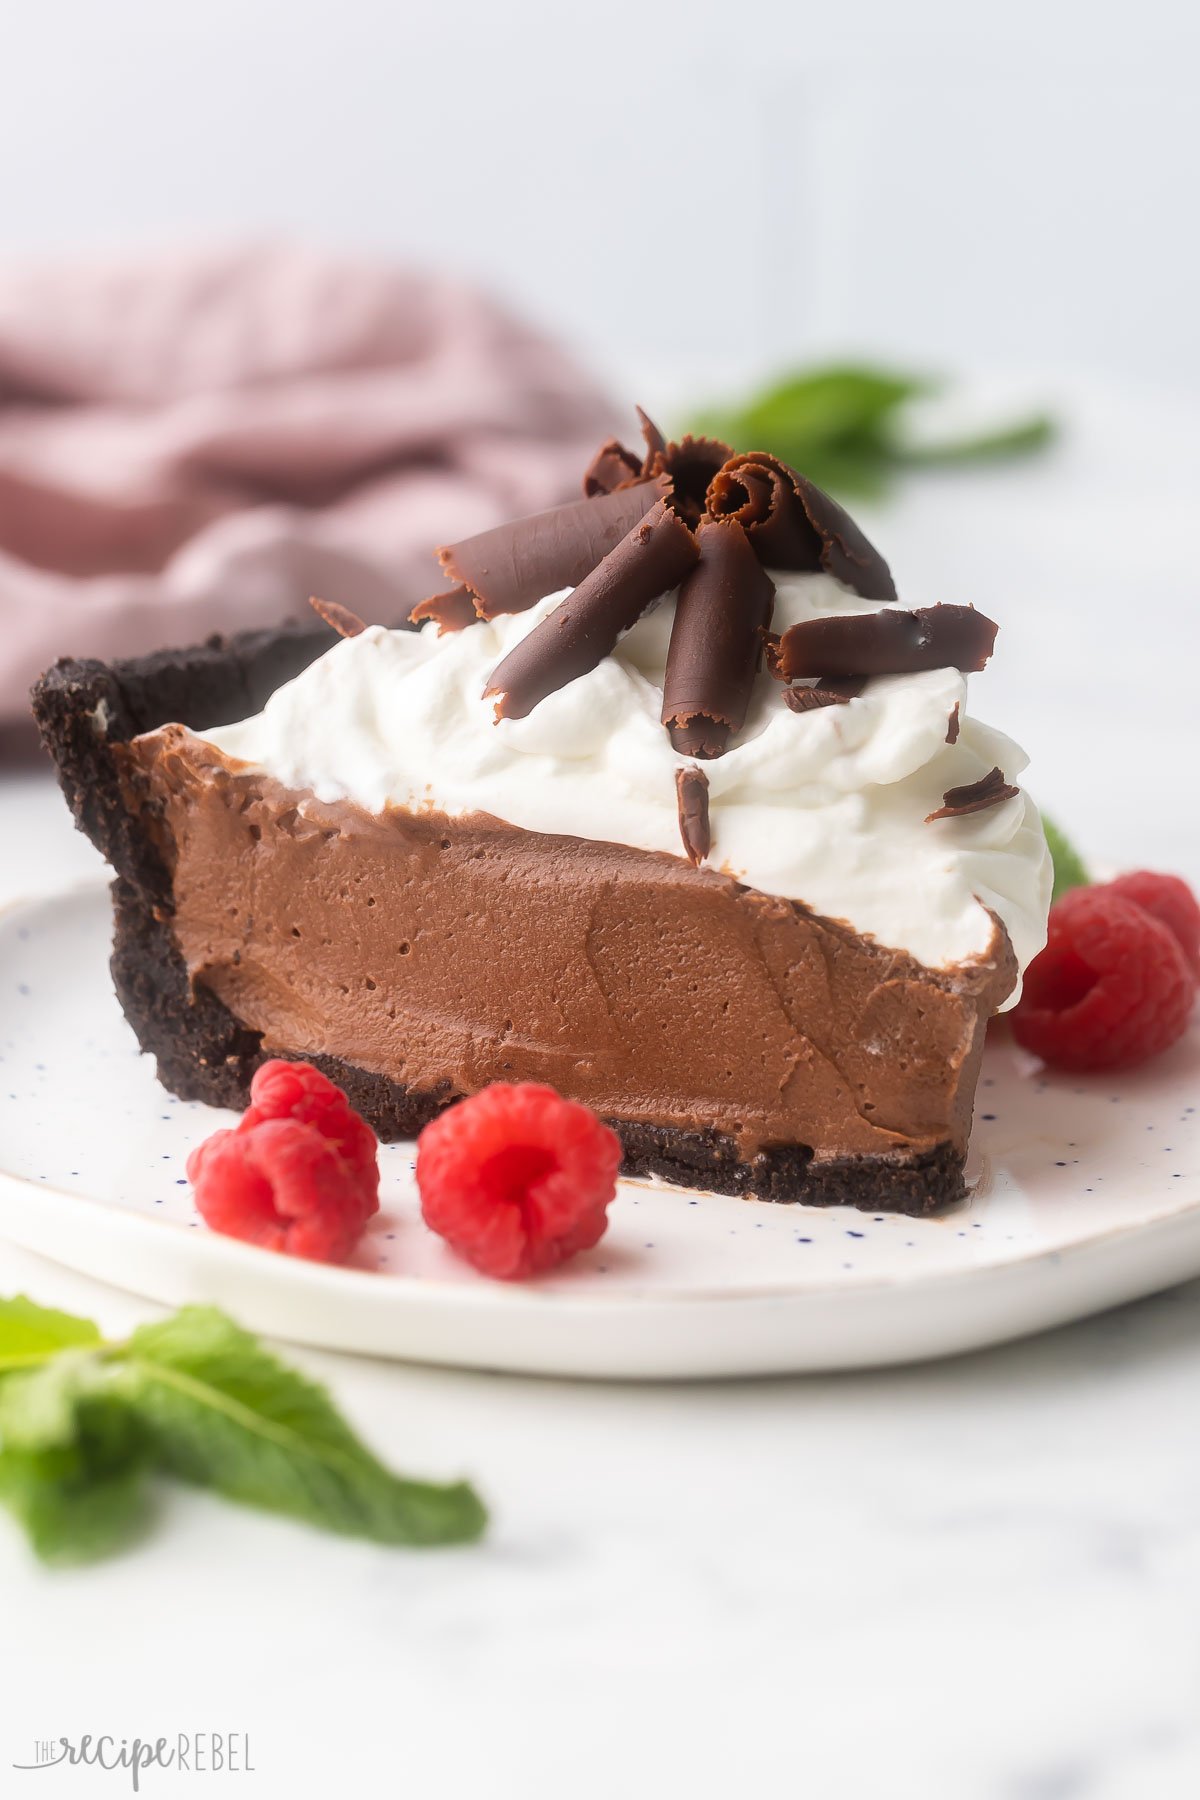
0 1297 486 1564
1041 815 1090 903
690 362 1056 500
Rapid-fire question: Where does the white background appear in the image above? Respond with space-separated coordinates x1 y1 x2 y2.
3 0 1200 397
3 5 1200 1798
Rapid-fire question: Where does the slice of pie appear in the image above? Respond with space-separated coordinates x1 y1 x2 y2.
33 414 1051 1215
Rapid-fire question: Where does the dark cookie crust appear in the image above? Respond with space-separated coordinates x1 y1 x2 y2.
34 621 967 1216
31 620 339 898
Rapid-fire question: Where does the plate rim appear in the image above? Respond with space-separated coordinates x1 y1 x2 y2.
3 879 1199 1377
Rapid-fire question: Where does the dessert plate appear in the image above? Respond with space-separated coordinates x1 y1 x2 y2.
1 883 1197 1379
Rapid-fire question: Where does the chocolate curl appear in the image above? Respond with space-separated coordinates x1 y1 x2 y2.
782 676 865 713
309 595 366 638
675 766 711 867
706 452 897 601
484 498 700 722
926 766 1019 823
661 517 775 758
583 438 644 497
582 407 670 495
437 479 665 621
945 702 961 745
649 434 735 527
765 604 998 681
408 584 479 634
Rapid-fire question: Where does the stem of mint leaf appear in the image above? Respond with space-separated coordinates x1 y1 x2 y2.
892 413 1057 467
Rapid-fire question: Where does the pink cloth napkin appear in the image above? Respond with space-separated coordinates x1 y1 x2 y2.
0 243 617 721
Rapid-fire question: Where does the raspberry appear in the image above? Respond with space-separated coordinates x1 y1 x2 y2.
1100 871 1200 981
187 1060 379 1261
187 1117 368 1263
240 1060 379 1218
1012 887 1194 1071
415 1083 621 1279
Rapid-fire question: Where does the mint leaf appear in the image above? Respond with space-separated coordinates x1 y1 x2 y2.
0 1351 101 1451
0 1296 102 1373
689 361 1055 501
0 1455 147 1564
116 1308 486 1548
1043 816 1090 903
0 1354 149 1563
704 365 928 451
0 1299 487 1561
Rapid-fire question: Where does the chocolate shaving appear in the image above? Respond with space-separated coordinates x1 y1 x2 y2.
437 480 664 621
582 437 644 498
661 517 775 757
945 702 961 744
706 452 897 600
407 584 479 634
484 498 700 721
765 604 998 681
636 405 667 466
675 766 711 867
925 766 1019 823
648 434 735 527
782 676 865 713
309 595 366 638
582 407 674 496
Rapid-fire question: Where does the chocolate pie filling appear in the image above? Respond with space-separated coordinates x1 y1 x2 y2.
119 728 1014 1173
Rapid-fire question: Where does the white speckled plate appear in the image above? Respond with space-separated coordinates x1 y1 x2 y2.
0 883 1197 1378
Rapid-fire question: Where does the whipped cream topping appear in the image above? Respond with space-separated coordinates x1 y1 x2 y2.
203 573 1051 1002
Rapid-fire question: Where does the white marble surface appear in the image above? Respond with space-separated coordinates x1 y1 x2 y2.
4 763 1200 1800
2 389 1200 1798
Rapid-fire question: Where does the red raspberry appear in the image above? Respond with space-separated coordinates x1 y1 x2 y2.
187 1117 368 1263
1100 871 1200 981
1012 887 1194 1071
240 1060 379 1218
415 1083 621 1279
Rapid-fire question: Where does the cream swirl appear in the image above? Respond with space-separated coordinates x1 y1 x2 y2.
203 572 1051 1002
